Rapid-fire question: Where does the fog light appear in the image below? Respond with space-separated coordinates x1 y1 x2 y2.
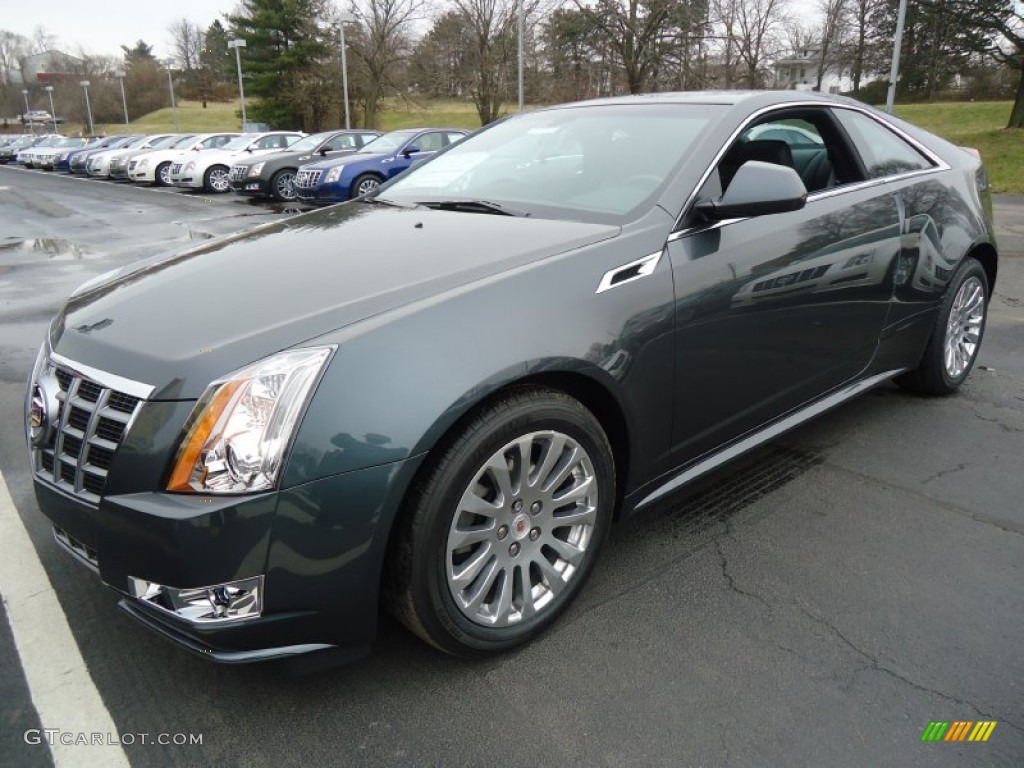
128 575 263 624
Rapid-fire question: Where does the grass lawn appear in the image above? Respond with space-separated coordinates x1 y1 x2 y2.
893 101 1021 194
95 97 1021 193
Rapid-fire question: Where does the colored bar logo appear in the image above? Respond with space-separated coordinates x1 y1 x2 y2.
921 721 996 742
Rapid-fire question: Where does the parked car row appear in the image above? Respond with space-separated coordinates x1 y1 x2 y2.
2 126 473 205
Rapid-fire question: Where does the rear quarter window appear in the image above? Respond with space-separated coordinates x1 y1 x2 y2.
834 109 934 179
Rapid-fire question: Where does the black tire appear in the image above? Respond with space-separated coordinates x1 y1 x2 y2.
203 164 230 193
896 256 989 395
351 173 382 198
386 388 615 657
270 169 297 201
154 161 171 187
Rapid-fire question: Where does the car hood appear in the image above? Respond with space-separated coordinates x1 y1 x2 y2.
52 203 619 400
301 152 387 171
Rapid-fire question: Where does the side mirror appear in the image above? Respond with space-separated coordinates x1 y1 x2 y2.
696 161 807 220
402 146 420 158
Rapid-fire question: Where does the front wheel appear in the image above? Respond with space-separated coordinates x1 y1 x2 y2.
204 165 230 193
387 388 614 657
351 173 382 198
154 161 171 187
896 256 989 395
270 169 297 201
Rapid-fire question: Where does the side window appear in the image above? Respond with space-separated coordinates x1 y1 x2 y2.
716 114 838 194
415 133 445 152
326 134 357 151
834 109 933 179
445 132 466 146
256 135 282 150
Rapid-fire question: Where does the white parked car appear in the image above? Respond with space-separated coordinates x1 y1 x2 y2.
128 133 239 186
35 137 93 170
87 135 172 179
169 131 304 193
106 134 181 179
16 135 64 167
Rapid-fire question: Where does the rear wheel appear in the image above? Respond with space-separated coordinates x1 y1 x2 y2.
155 162 171 187
204 165 230 193
352 173 382 198
896 257 988 395
387 388 614 657
271 169 297 201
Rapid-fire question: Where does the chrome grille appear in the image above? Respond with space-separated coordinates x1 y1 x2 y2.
33 362 144 504
229 164 248 182
128 159 138 171
170 162 183 175
295 169 322 189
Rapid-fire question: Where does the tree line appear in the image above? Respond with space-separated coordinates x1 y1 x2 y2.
2 0 1022 131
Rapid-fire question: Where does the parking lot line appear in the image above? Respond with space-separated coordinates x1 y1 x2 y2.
0 470 130 767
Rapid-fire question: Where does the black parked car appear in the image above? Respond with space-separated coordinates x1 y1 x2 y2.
228 129 381 201
27 91 997 664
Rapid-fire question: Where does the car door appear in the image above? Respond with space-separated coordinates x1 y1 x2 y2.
666 107 901 464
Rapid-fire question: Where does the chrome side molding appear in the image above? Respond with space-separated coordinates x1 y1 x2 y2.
635 369 906 510
596 250 663 294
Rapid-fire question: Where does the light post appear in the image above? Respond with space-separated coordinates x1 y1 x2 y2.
337 13 356 130
80 80 94 135
885 0 909 114
161 61 179 131
44 86 57 132
228 39 247 131
517 0 524 112
21 88 33 132
113 69 129 126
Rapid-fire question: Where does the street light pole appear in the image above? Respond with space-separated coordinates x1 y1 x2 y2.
21 89 33 132
114 69 129 126
885 0 908 114
228 39 247 131
80 80 94 135
338 13 355 130
517 0 524 112
161 61 179 131
44 86 57 132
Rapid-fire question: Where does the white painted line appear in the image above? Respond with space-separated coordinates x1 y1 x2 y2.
0 470 130 768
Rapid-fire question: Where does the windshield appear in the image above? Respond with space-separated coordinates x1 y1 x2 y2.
125 136 155 148
55 137 85 147
287 132 334 153
382 104 720 222
147 135 181 149
221 135 256 151
170 134 198 148
357 131 416 155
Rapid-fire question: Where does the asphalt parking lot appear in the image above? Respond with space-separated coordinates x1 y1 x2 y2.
0 166 1021 768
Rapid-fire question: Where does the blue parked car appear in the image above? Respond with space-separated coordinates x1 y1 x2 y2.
294 127 468 204
67 135 139 174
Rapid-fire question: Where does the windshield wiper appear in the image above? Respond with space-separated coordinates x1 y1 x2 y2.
360 196 417 209
415 199 529 217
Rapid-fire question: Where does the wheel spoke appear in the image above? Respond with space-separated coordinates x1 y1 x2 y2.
543 536 585 567
460 489 501 519
462 557 501 612
484 454 515 505
551 505 597 529
451 543 493 589
492 570 514 622
542 445 580 493
533 556 566 596
534 434 566 490
449 523 494 549
551 474 594 508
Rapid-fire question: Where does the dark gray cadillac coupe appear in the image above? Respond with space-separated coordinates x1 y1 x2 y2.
27 91 997 663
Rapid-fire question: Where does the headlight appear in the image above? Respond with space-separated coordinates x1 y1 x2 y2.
138 158 149 168
167 347 333 493
248 162 265 176
185 161 196 172
325 166 343 184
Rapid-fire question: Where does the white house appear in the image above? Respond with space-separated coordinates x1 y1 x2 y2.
773 47 853 94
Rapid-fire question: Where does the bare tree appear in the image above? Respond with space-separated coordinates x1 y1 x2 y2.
733 0 787 87
31 25 58 54
451 0 522 124
0 30 30 86
814 0 846 90
167 18 205 72
346 0 424 128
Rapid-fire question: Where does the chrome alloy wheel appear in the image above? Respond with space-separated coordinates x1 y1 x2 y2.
446 431 598 627
274 171 296 200
207 167 230 193
356 176 380 196
944 275 985 378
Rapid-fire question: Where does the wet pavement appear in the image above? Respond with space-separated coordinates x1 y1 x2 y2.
0 166 1021 767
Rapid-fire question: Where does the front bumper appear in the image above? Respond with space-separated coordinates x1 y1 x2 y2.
294 184 348 205
32 453 421 663
229 177 270 196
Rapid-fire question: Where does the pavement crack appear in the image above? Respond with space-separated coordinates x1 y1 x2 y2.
714 533 773 613
794 601 1024 734
922 462 969 484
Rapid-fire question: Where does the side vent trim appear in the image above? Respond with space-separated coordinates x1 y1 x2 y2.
596 250 663 294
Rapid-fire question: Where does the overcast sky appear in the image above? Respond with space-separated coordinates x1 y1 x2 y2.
10 2 239 60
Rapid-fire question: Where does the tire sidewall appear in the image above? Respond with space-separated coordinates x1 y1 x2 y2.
409 394 614 655
352 173 381 198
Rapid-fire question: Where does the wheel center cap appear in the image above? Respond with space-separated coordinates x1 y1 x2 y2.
511 512 531 540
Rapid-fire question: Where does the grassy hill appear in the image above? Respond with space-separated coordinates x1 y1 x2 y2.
90 98 1020 193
